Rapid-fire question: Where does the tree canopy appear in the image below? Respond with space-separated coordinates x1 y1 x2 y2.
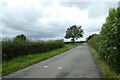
14 34 26 42
86 34 98 41
64 25 84 42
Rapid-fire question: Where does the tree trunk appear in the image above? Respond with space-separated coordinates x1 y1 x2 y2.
71 37 75 44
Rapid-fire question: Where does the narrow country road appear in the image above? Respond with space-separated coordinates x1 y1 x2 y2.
4 43 103 78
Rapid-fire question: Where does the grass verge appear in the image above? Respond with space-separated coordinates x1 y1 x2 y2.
2 44 77 76
89 46 120 79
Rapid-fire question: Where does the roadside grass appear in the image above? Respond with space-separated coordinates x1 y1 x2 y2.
89 46 120 79
2 44 77 76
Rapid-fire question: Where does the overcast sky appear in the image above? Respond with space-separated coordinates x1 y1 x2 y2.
0 0 119 41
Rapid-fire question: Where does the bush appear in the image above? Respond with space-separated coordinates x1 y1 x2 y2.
87 7 120 73
2 39 64 61
98 7 120 72
87 34 99 50
86 34 97 42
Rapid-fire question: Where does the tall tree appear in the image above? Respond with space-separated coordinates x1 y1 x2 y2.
64 25 83 42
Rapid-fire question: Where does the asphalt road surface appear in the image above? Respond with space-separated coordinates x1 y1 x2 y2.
4 43 103 78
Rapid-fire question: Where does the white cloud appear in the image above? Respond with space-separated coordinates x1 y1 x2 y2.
0 0 118 41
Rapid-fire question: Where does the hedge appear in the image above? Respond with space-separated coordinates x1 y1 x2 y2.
2 40 64 61
87 7 120 73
